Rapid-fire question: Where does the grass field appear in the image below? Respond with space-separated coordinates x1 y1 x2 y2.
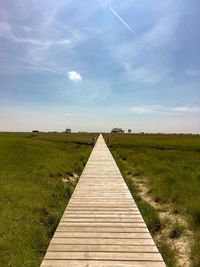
1 132 200 267
0 132 94 267
105 133 200 267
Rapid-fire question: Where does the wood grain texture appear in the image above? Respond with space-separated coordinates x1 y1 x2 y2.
40 134 166 267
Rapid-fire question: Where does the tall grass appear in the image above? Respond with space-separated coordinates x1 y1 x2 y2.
0 133 94 267
105 133 200 267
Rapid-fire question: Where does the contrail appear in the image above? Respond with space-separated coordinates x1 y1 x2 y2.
110 7 136 36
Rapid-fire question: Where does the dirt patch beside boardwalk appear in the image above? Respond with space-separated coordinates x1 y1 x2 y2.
130 174 192 267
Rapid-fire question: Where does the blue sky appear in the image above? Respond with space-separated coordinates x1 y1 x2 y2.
0 0 200 132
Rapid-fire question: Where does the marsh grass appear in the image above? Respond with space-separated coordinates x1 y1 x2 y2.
159 242 176 267
0 132 94 267
122 174 162 234
105 133 200 267
169 222 185 239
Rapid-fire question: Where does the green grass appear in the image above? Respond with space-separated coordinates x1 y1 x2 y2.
105 133 200 267
0 132 94 267
125 177 162 234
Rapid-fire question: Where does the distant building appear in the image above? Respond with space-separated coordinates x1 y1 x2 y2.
65 128 71 133
32 130 39 133
111 128 124 134
128 129 131 133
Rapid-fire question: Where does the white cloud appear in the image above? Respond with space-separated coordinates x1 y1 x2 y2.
67 71 82 82
64 113 72 116
130 105 200 114
19 38 70 47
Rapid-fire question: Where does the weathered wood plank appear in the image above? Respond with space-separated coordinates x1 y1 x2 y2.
56 226 149 233
48 244 159 253
40 134 166 266
60 218 144 223
61 214 143 218
58 222 146 227
44 251 163 261
50 238 155 246
53 232 152 239
41 260 166 267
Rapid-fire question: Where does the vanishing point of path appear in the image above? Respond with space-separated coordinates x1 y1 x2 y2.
41 134 166 267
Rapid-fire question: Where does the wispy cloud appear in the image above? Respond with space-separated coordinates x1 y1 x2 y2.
130 105 200 114
172 107 200 113
0 21 71 47
110 7 136 36
67 71 82 82
18 57 63 76
111 6 179 85
123 65 172 84
130 105 162 114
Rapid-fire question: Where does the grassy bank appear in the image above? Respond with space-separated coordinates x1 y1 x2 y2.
105 133 200 267
0 132 94 267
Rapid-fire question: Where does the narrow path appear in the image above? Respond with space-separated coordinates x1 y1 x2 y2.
41 134 166 267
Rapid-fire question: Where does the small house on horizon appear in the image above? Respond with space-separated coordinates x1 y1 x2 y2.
111 128 124 134
65 128 71 133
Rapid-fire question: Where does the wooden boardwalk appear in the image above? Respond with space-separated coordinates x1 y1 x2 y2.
41 134 166 267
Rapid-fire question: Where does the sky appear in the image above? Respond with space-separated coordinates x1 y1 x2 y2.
0 0 200 133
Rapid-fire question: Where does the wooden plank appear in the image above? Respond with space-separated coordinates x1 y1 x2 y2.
65 208 139 211
58 222 146 227
63 211 141 214
60 218 144 223
50 238 155 246
40 134 166 266
61 214 143 218
41 260 166 267
45 251 163 261
71 197 133 200
68 201 134 204
53 232 152 239
56 227 149 233
48 244 159 253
